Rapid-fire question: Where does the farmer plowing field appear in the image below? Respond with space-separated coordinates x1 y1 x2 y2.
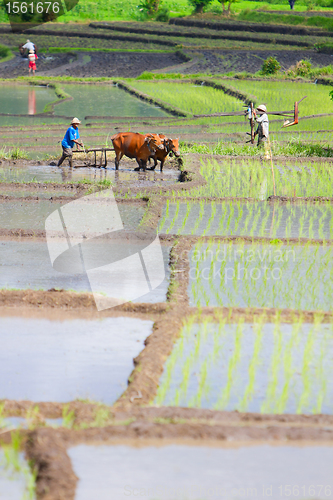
57 117 84 168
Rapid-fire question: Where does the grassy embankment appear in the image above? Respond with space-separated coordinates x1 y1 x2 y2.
0 0 328 24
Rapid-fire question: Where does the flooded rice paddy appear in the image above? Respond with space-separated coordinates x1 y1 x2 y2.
68 444 333 500
0 240 170 302
0 200 145 231
159 201 333 239
0 317 152 403
187 159 333 199
156 321 333 413
55 84 168 119
0 85 55 116
0 165 178 185
0 84 167 127
0 449 34 500
189 242 333 310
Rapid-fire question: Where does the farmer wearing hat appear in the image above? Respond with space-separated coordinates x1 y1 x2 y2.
254 104 270 159
28 49 38 75
57 118 84 168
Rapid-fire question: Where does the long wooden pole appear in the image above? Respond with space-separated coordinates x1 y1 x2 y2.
250 102 255 144
268 137 276 196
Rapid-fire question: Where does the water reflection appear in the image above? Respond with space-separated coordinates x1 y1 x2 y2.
60 167 73 182
28 89 36 115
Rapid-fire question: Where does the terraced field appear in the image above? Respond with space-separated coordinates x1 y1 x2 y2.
1 16 333 500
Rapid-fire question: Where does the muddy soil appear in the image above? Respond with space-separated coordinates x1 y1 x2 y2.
0 52 74 78
0 50 185 78
1 46 330 78
183 49 333 74
66 51 185 78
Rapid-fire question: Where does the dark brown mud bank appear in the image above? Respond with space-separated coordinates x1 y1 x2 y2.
0 50 185 78
183 49 333 74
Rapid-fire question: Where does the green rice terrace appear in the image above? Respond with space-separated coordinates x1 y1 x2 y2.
1 9 333 500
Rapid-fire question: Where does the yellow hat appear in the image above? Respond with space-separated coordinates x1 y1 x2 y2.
71 117 81 124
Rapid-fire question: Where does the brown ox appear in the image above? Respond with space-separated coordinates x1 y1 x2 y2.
146 134 180 171
111 132 163 171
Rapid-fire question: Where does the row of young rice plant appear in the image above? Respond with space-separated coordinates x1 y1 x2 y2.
129 81 244 116
223 79 332 118
155 315 333 414
175 158 333 198
189 240 333 311
158 200 333 240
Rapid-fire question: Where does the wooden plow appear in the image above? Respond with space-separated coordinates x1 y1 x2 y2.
72 147 114 168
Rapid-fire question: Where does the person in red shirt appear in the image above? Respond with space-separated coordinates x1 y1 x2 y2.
28 49 37 75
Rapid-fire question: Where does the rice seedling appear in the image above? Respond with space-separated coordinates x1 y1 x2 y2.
1 431 37 500
62 404 75 429
189 241 333 311
130 81 243 116
155 317 333 414
165 200 180 235
160 199 333 239
183 158 333 200
223 79 332 118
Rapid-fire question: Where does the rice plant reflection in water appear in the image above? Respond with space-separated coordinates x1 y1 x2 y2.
156 318 333 414
189 242 333 310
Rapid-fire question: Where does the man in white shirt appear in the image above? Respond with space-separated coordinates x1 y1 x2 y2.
22 39 36 53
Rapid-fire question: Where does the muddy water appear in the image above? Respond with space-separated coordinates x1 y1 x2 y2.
0 165 178 184
0 449 33 500
155 323 333 414
0 189 78 199
189 242 333 311
0 317 152 403
159 202 333 239
68 444 333 500
0 240 170 303
55 84 167 119
0 201 145 230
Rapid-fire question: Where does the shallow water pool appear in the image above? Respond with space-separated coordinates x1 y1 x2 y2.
189 242 333 310
68 443 333 500
0 239 170 303
156 322 333 413
0 200 145 231
0 165 178 184
159 201 333 239
56 84 168 119
0 85 55 116
0 316 152 403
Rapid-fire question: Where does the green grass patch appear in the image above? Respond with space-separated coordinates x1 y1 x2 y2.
0 44 13 63
238 9 333 31
182 139 333 158
0 147 30 160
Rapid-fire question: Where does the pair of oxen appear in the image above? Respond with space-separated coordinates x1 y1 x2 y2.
111 132 180 171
